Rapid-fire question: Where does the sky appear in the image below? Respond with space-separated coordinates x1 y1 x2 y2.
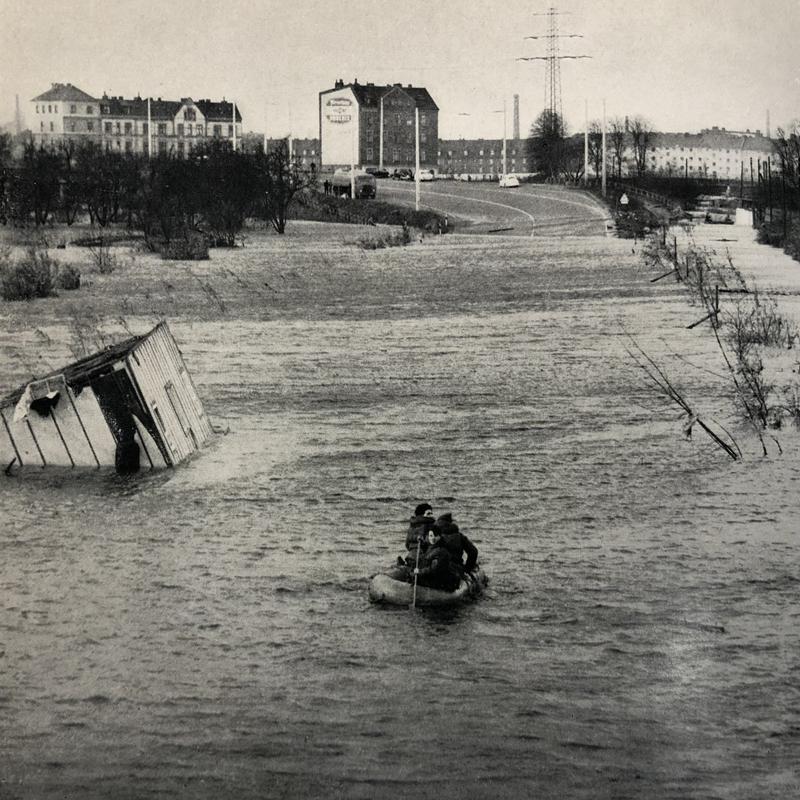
2 0 799 140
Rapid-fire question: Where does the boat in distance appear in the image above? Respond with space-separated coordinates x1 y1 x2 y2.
368 566 488 608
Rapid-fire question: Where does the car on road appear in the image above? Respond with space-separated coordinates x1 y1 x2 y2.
392 168 413 181
499 174 520 188
366 167 390 178
416 168 435 182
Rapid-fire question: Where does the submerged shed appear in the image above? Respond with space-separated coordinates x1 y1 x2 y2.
0 321 212 474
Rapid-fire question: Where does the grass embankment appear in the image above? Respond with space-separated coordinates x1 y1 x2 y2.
757 215 800 263
289 189 449 233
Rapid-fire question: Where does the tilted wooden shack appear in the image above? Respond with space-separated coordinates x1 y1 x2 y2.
0 321 212 474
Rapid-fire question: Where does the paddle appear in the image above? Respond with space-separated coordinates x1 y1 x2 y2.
411 537 422 609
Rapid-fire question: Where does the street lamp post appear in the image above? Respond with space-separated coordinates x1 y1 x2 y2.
415 107 420 211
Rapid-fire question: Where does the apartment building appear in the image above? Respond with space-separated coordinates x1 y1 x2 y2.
437 138 530 178
319 79 438 170
30 83 242 154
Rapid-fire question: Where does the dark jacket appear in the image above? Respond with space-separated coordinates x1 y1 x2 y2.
434 514 479 572
405 513 435 552
415 542 461 592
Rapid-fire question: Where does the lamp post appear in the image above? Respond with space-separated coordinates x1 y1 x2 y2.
415 106 420 211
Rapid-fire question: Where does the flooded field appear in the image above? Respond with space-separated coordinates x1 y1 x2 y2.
1 225 799 799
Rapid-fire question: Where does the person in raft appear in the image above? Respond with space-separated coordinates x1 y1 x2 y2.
402 502 436 567
433 512 478 574
413 528 461 592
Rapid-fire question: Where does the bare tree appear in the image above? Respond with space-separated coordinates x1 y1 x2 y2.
774 122 799 204
630 115 654 177
587 120 603 181
608 117 627 180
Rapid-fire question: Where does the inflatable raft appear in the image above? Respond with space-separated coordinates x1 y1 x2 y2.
368 566 487 608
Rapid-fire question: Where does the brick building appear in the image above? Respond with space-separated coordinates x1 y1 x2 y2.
30 83 242 155
437 138 531 178
319 79 438 171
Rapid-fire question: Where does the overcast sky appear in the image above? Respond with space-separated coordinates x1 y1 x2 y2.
2 0 798 139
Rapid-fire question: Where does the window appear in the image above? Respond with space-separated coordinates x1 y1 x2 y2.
420 150 426 161
49 122 54 132
35 105 39 113
48 105 52 113
116 140 121 150
228 124 233 136
143 122 148 135
177 141 185 155
311 149 315 156
158 140 167 154
395 114 401 124
54 105 58 113
392 147 399 162
70 104 76 113
115 122 121 133
479 149 484 156
420 113 427 125
177 123 184 136
105 122 112 133
124 122 132 134
87 121 94 131
421 132 427 143
156 122 166 135
366 131 373 142
125 140 133 152
197 125 204 136
69 122 75 132
184 108 196 121
186 124 192 136
86 106 94 114
463 149 468 156
40 121 44 131
213 124 221 137
366 146 373 160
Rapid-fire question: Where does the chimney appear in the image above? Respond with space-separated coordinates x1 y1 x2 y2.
334 78 344 89
513 94 520 139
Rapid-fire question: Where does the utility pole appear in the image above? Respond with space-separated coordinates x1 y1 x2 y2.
583 98 588 186
415 106 421 211
379 94 384 170
601 98 607 197
232 101 237 152
502 98 508 179
147 97 152 158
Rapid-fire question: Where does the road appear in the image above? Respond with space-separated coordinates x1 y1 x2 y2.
377 178 611 237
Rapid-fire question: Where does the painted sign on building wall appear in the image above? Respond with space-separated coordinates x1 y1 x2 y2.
320 88 359 166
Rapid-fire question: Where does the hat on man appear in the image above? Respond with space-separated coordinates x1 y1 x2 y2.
414 502 433 517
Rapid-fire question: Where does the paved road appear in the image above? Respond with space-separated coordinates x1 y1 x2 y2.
378 179 611 237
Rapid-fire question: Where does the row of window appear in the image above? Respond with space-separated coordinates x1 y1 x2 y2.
364 113 430 126
439 149 520 157
35 103 95 115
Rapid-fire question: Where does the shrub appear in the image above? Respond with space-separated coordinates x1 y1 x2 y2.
160 234 209 260
54 263 81 291
0 246 57 301
358 227 412 249
88 238 117 273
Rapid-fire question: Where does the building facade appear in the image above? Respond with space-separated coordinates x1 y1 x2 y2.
30 83 242 155
319 79 438 171
645 128 776 180
437 138 530 178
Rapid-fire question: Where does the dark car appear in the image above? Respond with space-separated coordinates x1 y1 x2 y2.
392 168 413 181
365 167 390 178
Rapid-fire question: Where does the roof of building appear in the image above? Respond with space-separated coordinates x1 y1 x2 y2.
651 129 776 154
323 80 438 112
32 83 97 103
196 99 242 122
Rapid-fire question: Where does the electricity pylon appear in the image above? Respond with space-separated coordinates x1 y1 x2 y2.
517 6 590 125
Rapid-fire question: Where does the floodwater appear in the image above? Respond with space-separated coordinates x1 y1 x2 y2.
1 228 799 799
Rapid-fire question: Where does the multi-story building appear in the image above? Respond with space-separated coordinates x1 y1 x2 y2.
30 83 242 155
437 138 530 178
645 127 776 180
319 79 438 171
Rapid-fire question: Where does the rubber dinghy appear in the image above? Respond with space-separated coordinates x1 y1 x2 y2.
368 566 488 608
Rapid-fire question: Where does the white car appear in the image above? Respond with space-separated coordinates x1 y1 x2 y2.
416 169 435 182
499 174 520 188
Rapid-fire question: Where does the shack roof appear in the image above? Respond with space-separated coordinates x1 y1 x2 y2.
0 323 166 408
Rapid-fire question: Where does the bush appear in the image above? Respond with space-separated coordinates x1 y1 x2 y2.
0 246 57 301
54 263 81 291
358 228 412 249
160 234 209 260
88 238 117 273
